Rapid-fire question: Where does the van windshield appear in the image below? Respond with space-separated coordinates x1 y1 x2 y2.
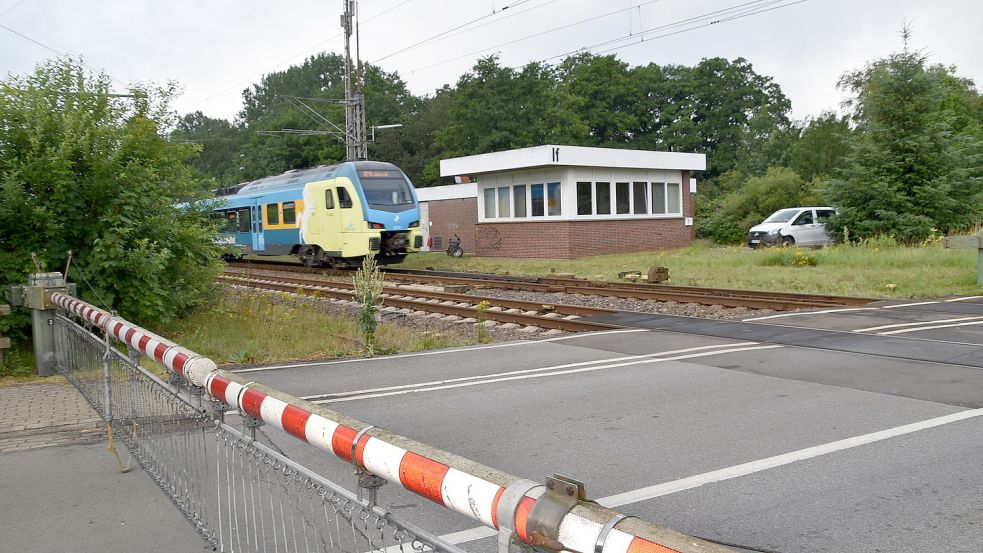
763 208 801 223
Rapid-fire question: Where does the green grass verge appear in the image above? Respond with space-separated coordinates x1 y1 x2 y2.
152 288 467 367
400 240 981 298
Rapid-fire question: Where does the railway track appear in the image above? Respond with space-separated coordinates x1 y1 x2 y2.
226 260 876 311
218 272 621 333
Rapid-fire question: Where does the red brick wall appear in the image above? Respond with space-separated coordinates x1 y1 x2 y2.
425 173 697 259
426 198 478 253
475 218 693 258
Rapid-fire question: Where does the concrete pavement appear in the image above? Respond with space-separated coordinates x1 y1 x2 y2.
0 381 209 552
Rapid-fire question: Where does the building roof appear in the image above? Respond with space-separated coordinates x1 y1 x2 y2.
439 145 706 177
415 183 477 202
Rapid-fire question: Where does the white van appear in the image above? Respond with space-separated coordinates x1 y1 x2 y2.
747 207 837 247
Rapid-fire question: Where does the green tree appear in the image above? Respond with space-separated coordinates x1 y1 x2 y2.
699 167 821 243
0 58 222 336
435 56 588 158
788 112 852 181
826 35 983 242
631 57 792 178
558 53 638 145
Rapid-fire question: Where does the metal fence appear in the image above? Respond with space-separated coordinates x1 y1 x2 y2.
53 312 465 553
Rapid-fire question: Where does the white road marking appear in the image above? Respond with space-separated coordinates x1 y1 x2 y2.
598 407 983 508
301 342 758 401
945 296 983 302
854 316 983 333
231 328 650 373
432 407 983 546
311 344 782 404
742 308 873 322
881 301 940 309
878 320 983 335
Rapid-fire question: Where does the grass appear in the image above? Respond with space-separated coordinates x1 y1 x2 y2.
400 240 981 299
152 287 467 367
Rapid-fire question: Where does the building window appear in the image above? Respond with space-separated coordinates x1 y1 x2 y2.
632 182 648 215
616 182 630 214
513 185 527 217
531 184 545 217
547 182 561 216
667 182 681 214
266 203 279 225
283 201 296 224
596 182 611 215
577 182 592 215
483 188 497 218
651 182 666 214
325 189 335 209
497 186 511 218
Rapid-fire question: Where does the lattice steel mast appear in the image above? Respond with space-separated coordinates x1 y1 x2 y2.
342 0 367 161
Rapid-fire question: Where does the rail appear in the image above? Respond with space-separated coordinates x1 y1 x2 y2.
48 289 731 553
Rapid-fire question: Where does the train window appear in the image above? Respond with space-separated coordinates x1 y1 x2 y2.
633 182 648 215
266 203 279 225
513 185 527 217
667 182 681 214
577 182 592 215
595 182 611 215
483 188 496 218
225 211 237 233
531 184 545 217
497 187 511 218
616 182 630 214
283 202 296 224
325 189 335 209
547 183 561 216
338 187 353 209
651 182 666 214
360 171 414 211
237 208 251 232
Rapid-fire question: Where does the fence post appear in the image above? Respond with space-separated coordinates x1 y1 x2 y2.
19 272 75 376
0 302 10 365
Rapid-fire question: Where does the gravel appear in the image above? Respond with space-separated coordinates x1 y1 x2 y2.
464 286 775 321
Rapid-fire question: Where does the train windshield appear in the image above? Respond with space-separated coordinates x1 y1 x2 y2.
359 170 415 212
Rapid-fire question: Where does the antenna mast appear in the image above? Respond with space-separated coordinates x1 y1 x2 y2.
342 0 367 161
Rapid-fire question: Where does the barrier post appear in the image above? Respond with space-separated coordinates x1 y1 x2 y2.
20 272 75 376
943 229 983 287
0 302 10 365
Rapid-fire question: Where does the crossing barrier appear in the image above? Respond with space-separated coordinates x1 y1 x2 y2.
47 289 731 553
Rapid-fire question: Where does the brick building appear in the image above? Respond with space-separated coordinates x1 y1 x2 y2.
421 145 706 259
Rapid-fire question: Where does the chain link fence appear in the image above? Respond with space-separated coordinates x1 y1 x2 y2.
53 312 467 553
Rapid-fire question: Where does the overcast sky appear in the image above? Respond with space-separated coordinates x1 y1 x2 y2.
2 0 981 124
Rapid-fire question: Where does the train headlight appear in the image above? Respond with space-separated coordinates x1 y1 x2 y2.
408 221 420 228
367 222 385 229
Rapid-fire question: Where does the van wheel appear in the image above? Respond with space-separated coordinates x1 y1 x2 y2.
782 236 795 246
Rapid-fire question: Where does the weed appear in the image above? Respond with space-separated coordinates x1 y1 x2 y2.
475 300 491 344
353 253 385 356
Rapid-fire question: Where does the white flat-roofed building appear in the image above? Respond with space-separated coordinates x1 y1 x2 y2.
430 145 705 258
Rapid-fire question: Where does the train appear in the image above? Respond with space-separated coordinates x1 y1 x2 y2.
214 161 422 267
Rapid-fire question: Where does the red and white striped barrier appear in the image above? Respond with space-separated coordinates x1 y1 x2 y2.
50 292 216 383
50 291 729 553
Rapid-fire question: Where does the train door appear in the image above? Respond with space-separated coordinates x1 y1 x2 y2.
250 199 265 252
419 202 431 251
320 186 343 254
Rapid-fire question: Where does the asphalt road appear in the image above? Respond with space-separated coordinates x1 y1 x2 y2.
233 302 983 553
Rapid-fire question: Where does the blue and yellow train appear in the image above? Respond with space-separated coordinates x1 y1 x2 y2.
215 161 422 267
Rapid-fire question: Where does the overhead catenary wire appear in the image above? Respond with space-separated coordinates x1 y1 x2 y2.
200 0 416 104
0 21 130 90
371 0 540 64
409 0 666 74
538 0 809 63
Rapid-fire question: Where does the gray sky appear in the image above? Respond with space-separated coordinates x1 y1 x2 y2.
2 0 980 124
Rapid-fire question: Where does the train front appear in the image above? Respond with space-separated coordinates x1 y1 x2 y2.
351 162 422 263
